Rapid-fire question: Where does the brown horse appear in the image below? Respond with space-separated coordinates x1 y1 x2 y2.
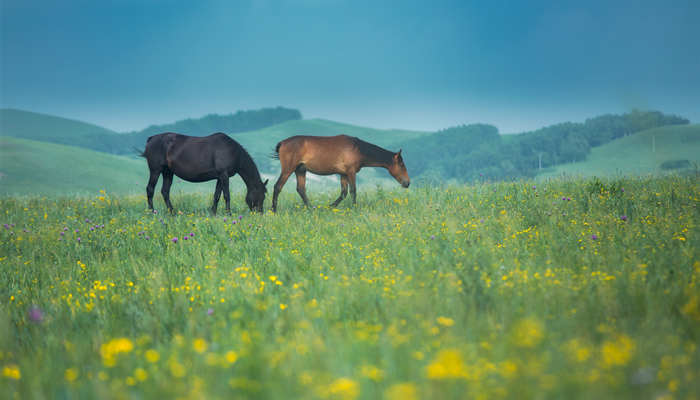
141 132 268 214
271 135 409 212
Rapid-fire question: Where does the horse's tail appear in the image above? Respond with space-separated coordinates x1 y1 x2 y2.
136 136 156 158
270 141 282 160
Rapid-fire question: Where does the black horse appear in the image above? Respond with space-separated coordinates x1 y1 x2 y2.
140 132 268 214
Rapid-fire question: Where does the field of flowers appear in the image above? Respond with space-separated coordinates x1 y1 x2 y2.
1 176 698 399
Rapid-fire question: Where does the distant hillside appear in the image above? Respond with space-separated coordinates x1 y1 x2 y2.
1 107 304 155
0 109 125 153
124 107 302 152
401 110 689 183
539 124 700 178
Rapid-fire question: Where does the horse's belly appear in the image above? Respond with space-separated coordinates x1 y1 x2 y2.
172 168 218 183
303 158 352 175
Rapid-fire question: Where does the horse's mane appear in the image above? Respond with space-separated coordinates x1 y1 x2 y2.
351 137 394 165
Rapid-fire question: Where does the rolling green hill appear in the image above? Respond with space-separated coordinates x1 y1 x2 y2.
0 108 125 153
539 124 700 178
0 137 146 195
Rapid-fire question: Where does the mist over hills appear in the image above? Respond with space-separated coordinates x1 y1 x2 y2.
1 107 697 195
0 107 303 155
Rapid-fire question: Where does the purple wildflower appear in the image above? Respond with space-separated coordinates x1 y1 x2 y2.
145 236 150 240
207 308 214 316
238 215 243 220
430 234 436 240
223 217 227 222
3 224 8 229
28 306 43 323
591 234 598 240
77 237 81 243
172 237 178 243
183 236 188 241
60 231 65 236
620 215 628 221
189 233 194 237
75 229 79 233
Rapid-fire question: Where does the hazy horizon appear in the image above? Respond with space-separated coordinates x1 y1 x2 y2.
2 0 699 134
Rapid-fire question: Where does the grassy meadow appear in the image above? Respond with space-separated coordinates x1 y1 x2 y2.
1 176 699 399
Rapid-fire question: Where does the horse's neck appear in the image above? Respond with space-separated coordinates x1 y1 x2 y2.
362 159 390 168
357 141 394 169
237 158 262 189
360 151 393 169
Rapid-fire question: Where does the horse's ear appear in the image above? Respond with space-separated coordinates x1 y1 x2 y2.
395 149 402 158
263 179 269 186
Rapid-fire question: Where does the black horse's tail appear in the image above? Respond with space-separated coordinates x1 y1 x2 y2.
135 136 155 158
270 141 281 160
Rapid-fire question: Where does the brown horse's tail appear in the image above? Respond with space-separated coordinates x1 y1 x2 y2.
270 141 282 160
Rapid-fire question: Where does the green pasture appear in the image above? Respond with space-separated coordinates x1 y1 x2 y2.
1 176 698 399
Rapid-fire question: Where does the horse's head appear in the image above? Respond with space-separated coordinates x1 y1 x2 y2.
388 149 410 188
246 179 269 212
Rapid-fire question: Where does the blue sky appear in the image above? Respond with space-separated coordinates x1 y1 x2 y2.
1 0 699 133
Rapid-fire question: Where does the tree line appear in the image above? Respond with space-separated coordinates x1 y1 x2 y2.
401 110 689 183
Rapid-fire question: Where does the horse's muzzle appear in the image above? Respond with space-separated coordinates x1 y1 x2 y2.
402 181 410 188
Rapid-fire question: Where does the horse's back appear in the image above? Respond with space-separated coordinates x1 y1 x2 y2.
276 135 361 174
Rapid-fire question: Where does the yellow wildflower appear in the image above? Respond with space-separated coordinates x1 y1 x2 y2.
145 349 160 363
64 368 78 382
2 364 21 380
425 349 468 379
601 334 635 367
193 338 208 354
384 383 418 400
436 316 455 327
511 318 544 348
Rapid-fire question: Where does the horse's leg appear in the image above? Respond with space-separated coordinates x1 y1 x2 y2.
295 166 311 208
272 168 294 213
161 169 175 213
146 169 160 211
211 179 223 215
330 174 349 207
221 175 231 215
348 171 357 205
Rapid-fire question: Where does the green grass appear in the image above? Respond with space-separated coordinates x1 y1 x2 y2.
1 177 698 399
540 124 700 178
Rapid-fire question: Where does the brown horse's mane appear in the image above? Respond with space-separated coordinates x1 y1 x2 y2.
351 137 394 165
